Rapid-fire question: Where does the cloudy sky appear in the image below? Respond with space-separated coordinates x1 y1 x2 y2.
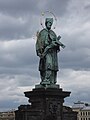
0 0 90 111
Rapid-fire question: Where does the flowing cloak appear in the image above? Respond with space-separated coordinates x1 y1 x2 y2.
36 28 60 71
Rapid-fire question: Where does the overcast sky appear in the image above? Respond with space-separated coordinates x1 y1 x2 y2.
0 0 90 111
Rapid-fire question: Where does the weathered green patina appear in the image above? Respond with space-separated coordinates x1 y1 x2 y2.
36 18 65 87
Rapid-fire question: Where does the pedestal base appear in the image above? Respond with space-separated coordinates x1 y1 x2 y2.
15 88 71 120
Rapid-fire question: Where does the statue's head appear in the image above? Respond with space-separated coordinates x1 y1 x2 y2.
45 18 53 30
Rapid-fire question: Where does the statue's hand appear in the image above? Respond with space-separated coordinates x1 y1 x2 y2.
37 53 42 58
57 35 61 40
38 53 45 58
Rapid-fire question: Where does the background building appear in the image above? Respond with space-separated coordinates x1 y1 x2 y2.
72 101 90 120
0 110 15 120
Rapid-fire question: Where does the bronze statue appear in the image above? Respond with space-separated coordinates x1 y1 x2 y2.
36 18 65 87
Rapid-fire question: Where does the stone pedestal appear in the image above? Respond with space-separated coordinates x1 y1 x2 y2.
15 87 71 120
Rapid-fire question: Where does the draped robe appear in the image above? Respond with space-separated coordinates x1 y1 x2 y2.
36 28 60 84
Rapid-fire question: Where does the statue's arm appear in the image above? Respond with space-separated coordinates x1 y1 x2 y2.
41 42 58 58
36 40 43 58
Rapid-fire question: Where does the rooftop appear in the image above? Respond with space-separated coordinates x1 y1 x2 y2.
72 101 86 109
72 101 90 110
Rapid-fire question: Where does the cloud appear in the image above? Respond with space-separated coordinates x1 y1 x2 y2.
0 0 70 16
0 38 37 66
58 69 90 105
0 0 71 40
0 74 35 111
41 0 70 16
0 13 40 40
0 0 40 16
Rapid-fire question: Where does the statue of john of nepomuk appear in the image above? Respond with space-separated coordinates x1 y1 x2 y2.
36 18 65 87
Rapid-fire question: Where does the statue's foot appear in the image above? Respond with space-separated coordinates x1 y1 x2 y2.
40 79 50 85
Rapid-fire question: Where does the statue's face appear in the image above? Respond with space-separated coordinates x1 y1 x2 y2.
46 22 52 30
